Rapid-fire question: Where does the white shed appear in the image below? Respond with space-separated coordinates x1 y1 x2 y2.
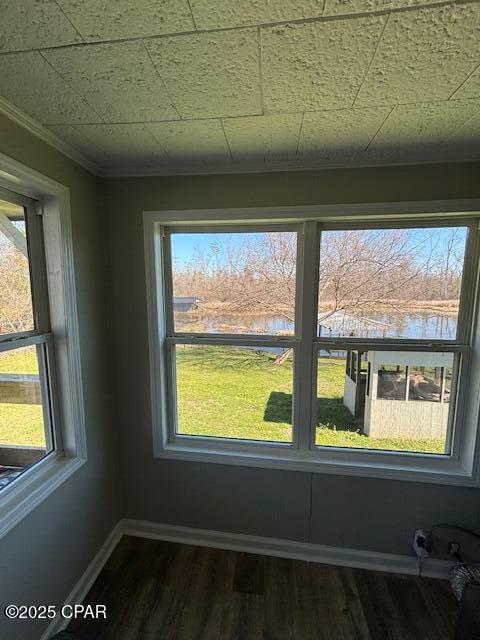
344 350 454 440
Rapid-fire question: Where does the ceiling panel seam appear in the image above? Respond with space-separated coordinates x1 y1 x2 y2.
52 0 86 43
364 105 397 150
440 105 480 144
0 0 474 58
448 62 480 100
141 40 182 121
295 112 306 155
37 51 105 124
143 124 173 159
258 28 265 115
220 119 234 160
186 0 199 31
352 13 390 109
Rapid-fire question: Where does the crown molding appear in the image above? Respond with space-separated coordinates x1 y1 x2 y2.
0 97 103 176
103 152 480 178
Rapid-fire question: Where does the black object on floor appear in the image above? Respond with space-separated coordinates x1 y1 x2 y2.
450 565 480 639
455 584 480 640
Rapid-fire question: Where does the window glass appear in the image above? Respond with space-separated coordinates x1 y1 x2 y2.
409 366 442 402
318 226 468 339
174 344 293 443
315 351 453 454
171 231 297 335
377 365 407 401
0 344 52 490
0 199 34 334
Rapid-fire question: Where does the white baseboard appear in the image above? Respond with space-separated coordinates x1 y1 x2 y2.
40 517 455 639
122 518 455 580
40 521 123 640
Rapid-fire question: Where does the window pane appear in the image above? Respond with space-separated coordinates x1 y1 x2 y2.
174 344 293 442
0 344 52 490
0 199 34 334
377 365 406 400
171 231 297 335
318 226 468 339
315 350 455 454
408 366 450 402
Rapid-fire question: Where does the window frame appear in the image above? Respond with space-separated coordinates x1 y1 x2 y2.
144 202 480 486
0 153 87 540
0 193 61 460
164 223 302 448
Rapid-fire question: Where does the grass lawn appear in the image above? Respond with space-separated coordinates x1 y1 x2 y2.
175 345 445 454
0 348 45 447
0 345 444 453
176 345 293 442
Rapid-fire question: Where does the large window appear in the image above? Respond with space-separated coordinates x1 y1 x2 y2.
0 194 58 491
145 211 480 484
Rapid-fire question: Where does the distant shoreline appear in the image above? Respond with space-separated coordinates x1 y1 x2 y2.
180 299 460 317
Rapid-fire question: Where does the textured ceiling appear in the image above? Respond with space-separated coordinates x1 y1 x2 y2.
0 0 479 174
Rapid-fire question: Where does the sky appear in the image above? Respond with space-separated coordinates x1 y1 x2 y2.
171 232 265 264
170 226 468 268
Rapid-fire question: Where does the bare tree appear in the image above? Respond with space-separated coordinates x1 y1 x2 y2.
172 227 465 334
0 238 33 333
173 232 297 320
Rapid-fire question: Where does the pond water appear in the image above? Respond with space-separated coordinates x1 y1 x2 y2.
175 310 458 341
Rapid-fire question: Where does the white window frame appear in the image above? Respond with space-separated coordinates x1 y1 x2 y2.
144 200 480 487
0 152 87 539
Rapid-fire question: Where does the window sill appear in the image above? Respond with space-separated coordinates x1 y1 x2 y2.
0 452 85 540
155 439 479 487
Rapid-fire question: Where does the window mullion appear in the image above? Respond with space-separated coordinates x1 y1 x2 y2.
294 221 320 451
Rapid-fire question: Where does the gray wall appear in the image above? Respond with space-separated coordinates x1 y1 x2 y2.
0 115 122 640
105 162 480 556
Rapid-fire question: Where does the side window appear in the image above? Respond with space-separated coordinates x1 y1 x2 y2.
0 196 56 491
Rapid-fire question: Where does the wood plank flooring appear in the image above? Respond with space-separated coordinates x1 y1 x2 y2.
68 536 458 640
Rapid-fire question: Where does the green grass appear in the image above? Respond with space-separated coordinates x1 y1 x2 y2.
175 345 444 454
0 349 39 375
0 404 45 446
0 348 45 447
176 345 293 442
0 346 444 453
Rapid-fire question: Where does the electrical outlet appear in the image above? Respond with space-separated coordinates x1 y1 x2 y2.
413 528 431 557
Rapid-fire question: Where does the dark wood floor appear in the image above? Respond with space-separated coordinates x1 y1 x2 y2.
68 535 458 640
